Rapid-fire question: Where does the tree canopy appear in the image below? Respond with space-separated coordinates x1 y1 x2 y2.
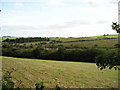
95 22 120 70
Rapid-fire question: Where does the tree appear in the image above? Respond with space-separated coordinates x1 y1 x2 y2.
95 22 120 70
112 22 120 33
95 50 120 70
32 46 48 59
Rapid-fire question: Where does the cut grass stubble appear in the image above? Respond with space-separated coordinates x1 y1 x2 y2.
2 56 118 88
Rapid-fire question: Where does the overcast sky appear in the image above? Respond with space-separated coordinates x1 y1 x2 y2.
0 0 119 37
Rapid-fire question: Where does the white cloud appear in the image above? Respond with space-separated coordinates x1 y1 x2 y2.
40 0 65 6
50 0 62 5
14 3 24 7
1 18 117 37
95 20 108 24
0 0 41 2
1 0 119 37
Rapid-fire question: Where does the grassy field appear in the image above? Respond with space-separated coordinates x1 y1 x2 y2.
2 56 118 88
49 34 119 48
50 34 119 41
54 39 118 48
1 34 119 42
2 34 118 49
1 37 17 41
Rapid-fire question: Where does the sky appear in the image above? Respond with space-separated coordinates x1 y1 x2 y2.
0 0 119 37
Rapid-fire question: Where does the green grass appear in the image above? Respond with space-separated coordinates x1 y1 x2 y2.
1 37 18 40
1 34 118 41
48 34 119 48
2 56 118 88
91 34 119 38
1 34 119 49
1 37 28 41
50 34 119 41
53 39 118 48
11 35 118 48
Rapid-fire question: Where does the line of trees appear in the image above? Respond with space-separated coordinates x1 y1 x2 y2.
2 45 103 63
2 37 49 43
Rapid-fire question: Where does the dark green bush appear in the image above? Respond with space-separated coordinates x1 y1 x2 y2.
2 71 15 89
56 85 61 90
95 50 120 70
2 44 103 63
35 81 44 89
32 46 48 59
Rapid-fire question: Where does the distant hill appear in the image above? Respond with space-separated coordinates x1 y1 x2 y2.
3 36 11 37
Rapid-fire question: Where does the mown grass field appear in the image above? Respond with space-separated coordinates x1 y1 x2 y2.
2 56 118 88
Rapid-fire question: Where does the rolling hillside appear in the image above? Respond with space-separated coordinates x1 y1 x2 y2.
1 34 119 48
2 56 118 88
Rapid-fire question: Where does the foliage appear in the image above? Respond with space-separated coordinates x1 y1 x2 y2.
95 50 120 70
1 33 119 65
2 71 24 89
112 22 120 33
55 85 61 90
2 71 15 89
2 37 49 43
95 22 120 70
2 42 10 48
35 81 44 89
2 71 60 89
2 45 103 63
32 46 48 59
114 44 120 48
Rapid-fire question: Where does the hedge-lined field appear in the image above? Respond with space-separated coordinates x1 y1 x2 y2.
2 56 118 88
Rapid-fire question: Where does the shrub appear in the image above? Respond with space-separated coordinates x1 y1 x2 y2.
56 85 61 90
82 49 102 63
114 44 120 48
2 71 15 89
35 81 44 89
32 46 48 59
95 50 120 70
